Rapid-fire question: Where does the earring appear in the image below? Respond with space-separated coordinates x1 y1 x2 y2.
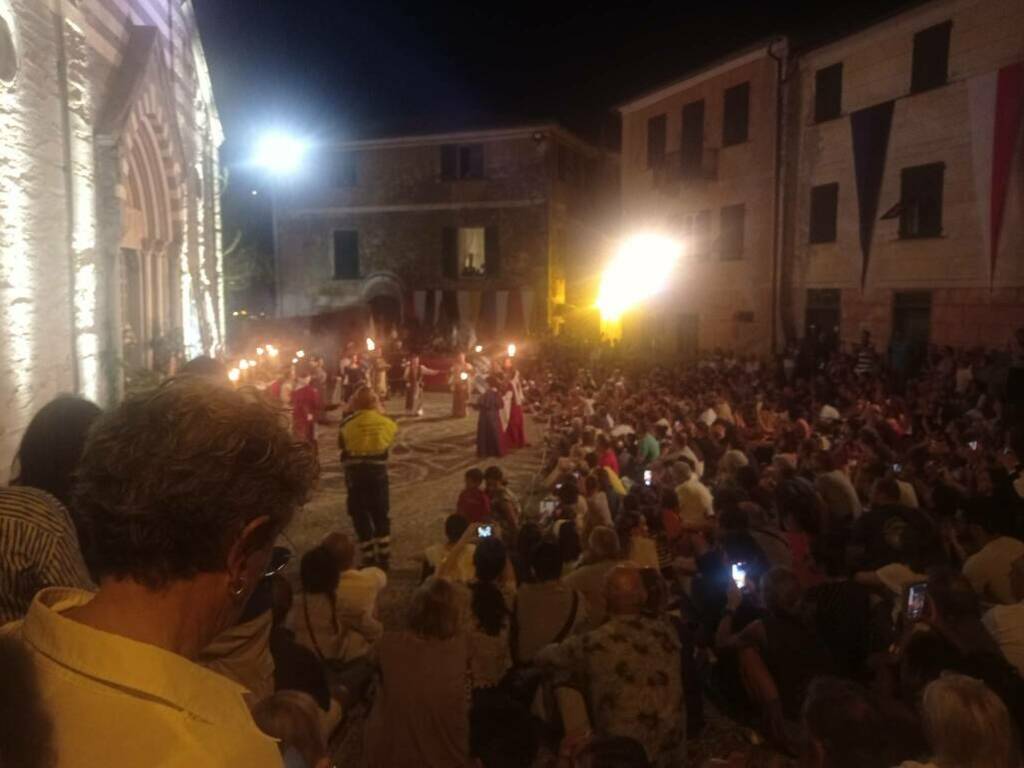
230 579 246 599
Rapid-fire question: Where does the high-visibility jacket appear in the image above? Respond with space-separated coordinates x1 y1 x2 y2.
338 409 397 463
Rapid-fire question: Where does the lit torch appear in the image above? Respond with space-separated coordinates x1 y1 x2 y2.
296 350 305 359
507 343 517 358
239 359 250 371
460 371 469 381
366 337 376 352
474 345 483 353
228 368 241 383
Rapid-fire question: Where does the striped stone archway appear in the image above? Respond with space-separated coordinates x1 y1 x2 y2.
97 25 199 378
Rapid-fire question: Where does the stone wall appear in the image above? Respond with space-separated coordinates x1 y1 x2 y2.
275 127 618 334
789 0 1024 350
619 50 783 355
0 0 223 481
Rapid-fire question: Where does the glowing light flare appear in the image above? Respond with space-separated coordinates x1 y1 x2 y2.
474 345 483 353
595 233 684 322
507 343 517 358
228 368 240 383
267 346 280 358
253 133 307 176
239 359 250 371
296 350 305 359
256 347 265 356
366 337 376 352
459 371 469 381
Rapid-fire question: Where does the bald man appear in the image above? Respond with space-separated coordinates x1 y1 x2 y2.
535 564 685 767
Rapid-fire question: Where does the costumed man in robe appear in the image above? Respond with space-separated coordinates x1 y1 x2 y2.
403 353 439 416
338 386 398 569
476 375 506 458
370 349 390 401
291 360 321 455
450 352 474 418
505 366 527 449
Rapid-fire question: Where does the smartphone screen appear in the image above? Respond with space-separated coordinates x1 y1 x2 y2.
478 525 493 538
731 563 747 590
906 581 928 621
643 469 652 486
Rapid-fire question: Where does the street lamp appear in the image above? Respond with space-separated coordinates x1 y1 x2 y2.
253 132 308 319
596 232 684 339
254 132 307 176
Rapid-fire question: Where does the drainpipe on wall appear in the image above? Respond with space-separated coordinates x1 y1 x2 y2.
55 4 79 394
767 37 787 357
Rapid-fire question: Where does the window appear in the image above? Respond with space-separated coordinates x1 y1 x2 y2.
334 152 357 186
680 100 705 175
899 163 944 238
911 21 952 94
332 231 359 279
719 204 745 260
814 63 843 122
441 143 485 180
681 209 713 260
442 226 499 278
647 114 667 169
809 183 839 243
722 82 750 146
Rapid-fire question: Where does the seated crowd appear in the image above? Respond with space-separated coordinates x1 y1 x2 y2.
2 335 1024 768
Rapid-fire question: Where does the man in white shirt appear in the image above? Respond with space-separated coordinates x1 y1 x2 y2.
962 511 1024 605
983 554 1024 675
674 461 713 528
323 532 387 654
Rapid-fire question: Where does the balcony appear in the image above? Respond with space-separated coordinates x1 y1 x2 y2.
652 148 719 192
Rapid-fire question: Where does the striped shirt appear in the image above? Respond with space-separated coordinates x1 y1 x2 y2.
0 487 93 626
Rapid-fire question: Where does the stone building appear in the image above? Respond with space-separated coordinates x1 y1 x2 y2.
785 0 1024 352
618 41 788 356
0 0 225 479
619 0 1023 356
273 125 618 340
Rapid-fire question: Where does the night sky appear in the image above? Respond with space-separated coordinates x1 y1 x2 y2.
195 0 912 161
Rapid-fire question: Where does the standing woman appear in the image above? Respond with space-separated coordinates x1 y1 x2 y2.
476 376 506 458
450 352 473 418
403 353 439 416
504 367 527 449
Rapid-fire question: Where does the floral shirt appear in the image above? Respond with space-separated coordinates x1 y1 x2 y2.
537 614 685 767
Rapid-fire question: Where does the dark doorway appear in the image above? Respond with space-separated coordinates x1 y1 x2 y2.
805 288 841 341
368 294 401 334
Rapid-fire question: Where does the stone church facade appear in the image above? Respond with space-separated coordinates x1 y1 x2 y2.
0 0 224 478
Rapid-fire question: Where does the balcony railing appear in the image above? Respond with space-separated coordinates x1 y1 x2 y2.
651 147 719 191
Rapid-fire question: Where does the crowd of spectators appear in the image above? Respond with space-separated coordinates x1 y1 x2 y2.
2 329 1024 767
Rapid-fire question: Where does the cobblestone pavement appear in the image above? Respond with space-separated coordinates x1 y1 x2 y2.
285 391 764 766
282 390 547 628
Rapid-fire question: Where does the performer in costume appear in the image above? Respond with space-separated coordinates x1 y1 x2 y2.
291 360 321 453
449 352 473 418
476 376 506 458
370 351 390 400
505 367 527 449
403 353 439 416
338 386 398 569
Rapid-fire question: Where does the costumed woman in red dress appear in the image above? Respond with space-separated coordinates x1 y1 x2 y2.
504 367 526 449
476 376 506 458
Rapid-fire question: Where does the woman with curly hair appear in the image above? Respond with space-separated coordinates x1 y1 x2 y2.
4 376 318 768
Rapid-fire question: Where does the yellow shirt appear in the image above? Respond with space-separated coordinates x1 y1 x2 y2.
4 588 282 768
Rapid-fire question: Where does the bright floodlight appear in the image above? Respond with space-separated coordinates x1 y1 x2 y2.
254 133 306 175
596 233 684 321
